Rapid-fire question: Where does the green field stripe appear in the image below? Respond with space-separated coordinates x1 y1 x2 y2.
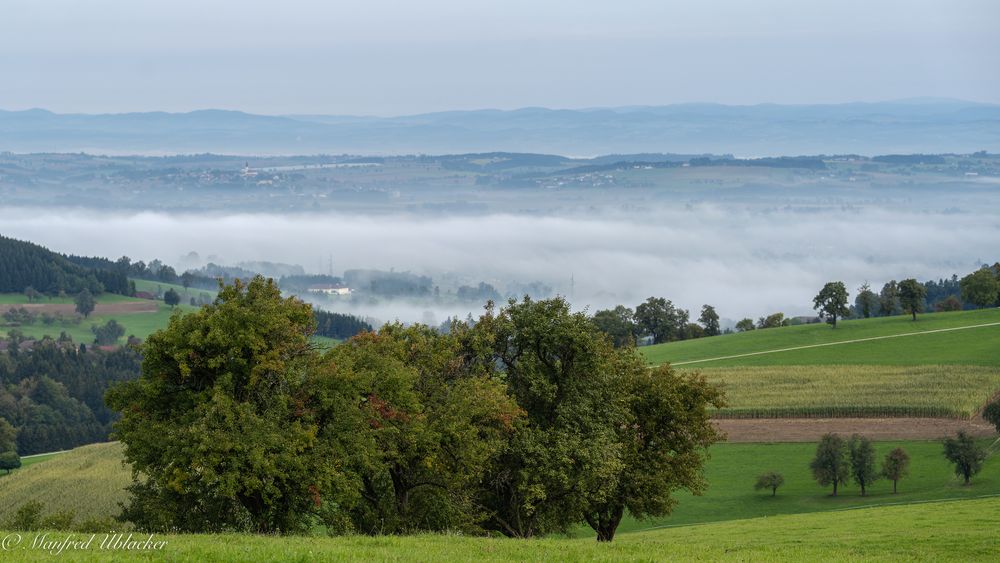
658 321 1000 367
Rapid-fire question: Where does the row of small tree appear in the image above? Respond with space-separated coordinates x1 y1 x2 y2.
815 264 1000 328
758 430 991 497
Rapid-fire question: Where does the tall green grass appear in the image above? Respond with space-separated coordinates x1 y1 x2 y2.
2 497 999 561
695 365 1000 419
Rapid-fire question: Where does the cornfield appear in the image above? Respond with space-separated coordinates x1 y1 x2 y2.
687 365 1000 419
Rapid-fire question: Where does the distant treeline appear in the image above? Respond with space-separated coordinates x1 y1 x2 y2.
313 309 372 340
688 156 827 170
0 337 141 455
0 236 129 296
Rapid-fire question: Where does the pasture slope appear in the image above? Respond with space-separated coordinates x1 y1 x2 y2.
5 438 999 538
640 309 1000 421
1 497 998 561
642 308 1000 367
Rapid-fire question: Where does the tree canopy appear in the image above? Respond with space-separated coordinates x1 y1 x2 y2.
813 282 850 328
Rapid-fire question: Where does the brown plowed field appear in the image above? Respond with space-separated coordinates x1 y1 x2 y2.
10 302 158 315
716 417 996 442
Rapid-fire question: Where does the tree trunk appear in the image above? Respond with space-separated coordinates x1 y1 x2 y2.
771 486 777 497
893 479 897 494
860 482 866 496
588 505 625 542
912 311 917 321
832 480 838 496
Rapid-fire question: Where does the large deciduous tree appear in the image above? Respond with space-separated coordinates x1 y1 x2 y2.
591 305 637 348
469 297 722 541
960 268 1000 309
583 364 724 541
898 279 927 321
810 434 849 496
813 282 850 328
855 282 878 319
634 297 688 344
943 431 986 485
699 305 721 336
879 281 901 316
108 276 358 534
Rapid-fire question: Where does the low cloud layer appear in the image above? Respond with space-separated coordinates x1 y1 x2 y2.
4 205 998 323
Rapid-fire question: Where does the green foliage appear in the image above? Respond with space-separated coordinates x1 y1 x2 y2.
699 305 721 336
898 278 927 321
108 276 345 534
163 288 180 307
583 364 724 541
879 280 902 316
756 312 788 329
847 435 879 496
75 289 96 318
960 268 1000 309
0 451 21 474
592 305 636 348
6 500 44 531
0 418 16 452
982 399 1000 433
855 282 878 318
40 509 77 530
943 431 987 485
754 472 785 496
0 236 112 296
91 318 126 345
813 281 850 328
735 318 755 332
634 297 688 344
469 297 628 538
0 340 140 454
323 324 522 535
810 434 849 496
882 447 910 493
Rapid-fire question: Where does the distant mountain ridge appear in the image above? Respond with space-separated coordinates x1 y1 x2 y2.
1 100 998 156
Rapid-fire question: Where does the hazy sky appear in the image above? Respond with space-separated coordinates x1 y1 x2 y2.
2 0 998 115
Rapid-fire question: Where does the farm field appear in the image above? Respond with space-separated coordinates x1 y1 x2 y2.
0 443 129 524
697 365 1000 418
642 308 1000 367
7 438 997 534
2 497 998 561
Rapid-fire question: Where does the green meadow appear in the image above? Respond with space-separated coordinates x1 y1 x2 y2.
6 438 997 535
2 496 998 562
642 308 1000 367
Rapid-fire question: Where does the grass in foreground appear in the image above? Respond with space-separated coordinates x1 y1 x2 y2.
2 497 999 561
8 439 997 536
693 365 1000 418
642 308 1000 367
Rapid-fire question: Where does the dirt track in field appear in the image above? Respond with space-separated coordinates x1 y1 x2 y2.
716 417 997 442
7 301 159 315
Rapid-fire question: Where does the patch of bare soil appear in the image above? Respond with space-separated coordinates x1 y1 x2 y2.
715 417 996 442
13 301 159 315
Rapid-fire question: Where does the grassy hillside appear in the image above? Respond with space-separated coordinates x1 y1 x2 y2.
12 438 996 535
2 497 998 561
0 443 129 524
607 438 1000 534
701 365 1000 418
642 308 1000 367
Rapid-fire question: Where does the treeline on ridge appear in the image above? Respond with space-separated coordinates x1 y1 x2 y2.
0 235 129 296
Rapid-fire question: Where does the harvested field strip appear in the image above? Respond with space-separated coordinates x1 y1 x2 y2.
690 365 1000 419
